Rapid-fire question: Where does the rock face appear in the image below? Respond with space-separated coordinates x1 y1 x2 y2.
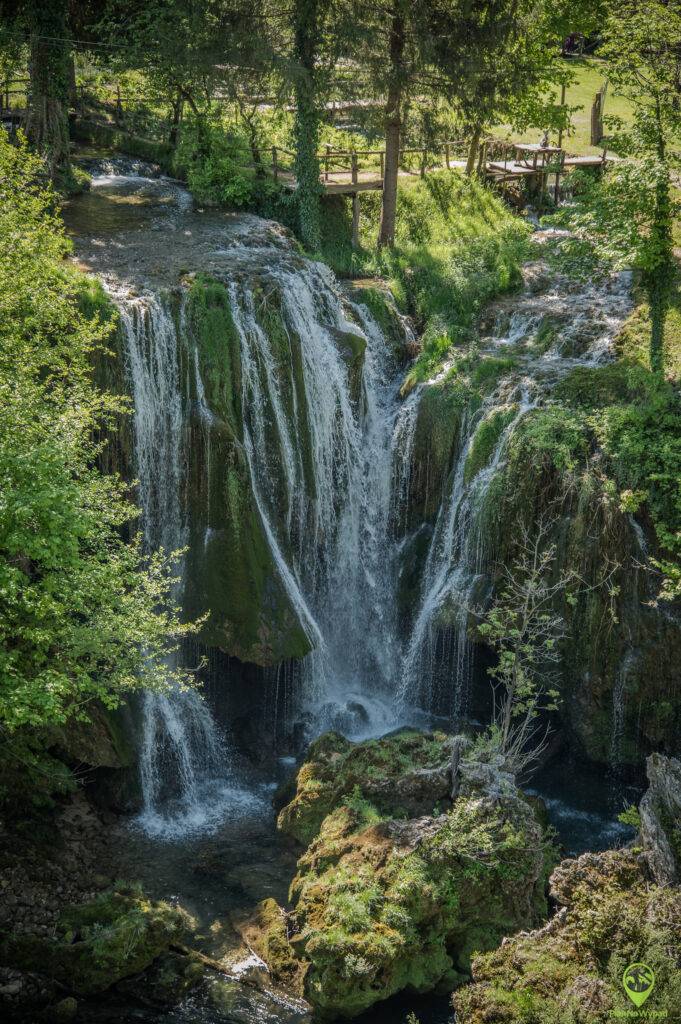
454 756 681 1024
640 752 681 885
245 731 550 1019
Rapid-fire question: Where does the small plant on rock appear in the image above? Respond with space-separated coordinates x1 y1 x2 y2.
474 515 578 775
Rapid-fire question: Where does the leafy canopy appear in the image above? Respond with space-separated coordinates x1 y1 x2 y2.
0 133 196 731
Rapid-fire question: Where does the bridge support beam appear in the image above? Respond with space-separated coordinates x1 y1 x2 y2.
351 192 360 249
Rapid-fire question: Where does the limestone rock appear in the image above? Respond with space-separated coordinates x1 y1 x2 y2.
640 752 681 886
269 731 550 1019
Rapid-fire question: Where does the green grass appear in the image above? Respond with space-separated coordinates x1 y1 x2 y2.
495 57 635 156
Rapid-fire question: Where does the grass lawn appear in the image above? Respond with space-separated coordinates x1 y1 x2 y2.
494 56 634 156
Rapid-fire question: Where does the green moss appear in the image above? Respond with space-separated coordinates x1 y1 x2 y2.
273 733 549 1019
464 406 517 484
553 361 647 409
3 886 191 996
187 275 241 437
454 849 681 1024
278 730 452 847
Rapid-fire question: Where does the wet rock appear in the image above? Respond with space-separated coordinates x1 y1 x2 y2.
51 996 78 1021
640 752 681 885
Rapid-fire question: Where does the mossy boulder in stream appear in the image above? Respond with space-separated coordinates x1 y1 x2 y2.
2 886 192 996
246 732 551 1019
455 756 681 1024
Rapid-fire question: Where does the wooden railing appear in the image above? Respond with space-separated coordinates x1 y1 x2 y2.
271 139 472 186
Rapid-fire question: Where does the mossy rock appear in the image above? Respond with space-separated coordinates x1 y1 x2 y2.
272 741 548 1019
454 848 681 1024
233 897 308 996
406 378 473 528
2 887 192 996
464 405 517 484
277 730 453 847
182 275 313 664
349 283 408 360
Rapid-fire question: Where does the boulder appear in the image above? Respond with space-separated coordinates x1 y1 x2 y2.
277 729 456 847
640 752 681 885
454 847 681 1023
266 731 550 1019
2 886 192 996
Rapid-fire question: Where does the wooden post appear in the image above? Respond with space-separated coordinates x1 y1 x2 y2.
352 193 360 249
379 150 385 181
445 142 450 169
554 150 565 205
557 82 567 150
116 84 123 122
351 151 358 186
420 148 426 178
325 143 331 182
272 146 278 183
478 140 487 176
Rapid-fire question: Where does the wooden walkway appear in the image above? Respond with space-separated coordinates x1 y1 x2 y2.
272 139 610 195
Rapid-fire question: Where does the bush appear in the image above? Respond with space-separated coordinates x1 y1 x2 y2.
0 133 196 731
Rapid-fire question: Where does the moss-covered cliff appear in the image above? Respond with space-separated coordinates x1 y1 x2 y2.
181 275 313 664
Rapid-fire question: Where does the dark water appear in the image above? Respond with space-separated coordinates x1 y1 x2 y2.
527 754 641 856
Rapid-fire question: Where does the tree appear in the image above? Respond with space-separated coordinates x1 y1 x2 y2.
0 0 72 178
598 0 681 377
291 0 324 250
475 517 576 775
0 133 196 731
355 0 564 247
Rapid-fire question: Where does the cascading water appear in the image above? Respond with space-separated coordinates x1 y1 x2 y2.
71 167 640 834
397 387 535 718
118 292 256 837
224 254 412 735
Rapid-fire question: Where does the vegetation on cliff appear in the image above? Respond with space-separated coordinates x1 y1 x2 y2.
455 755 681 1023
0 134 196 737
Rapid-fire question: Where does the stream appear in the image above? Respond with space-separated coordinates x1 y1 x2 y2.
64 160 641 1024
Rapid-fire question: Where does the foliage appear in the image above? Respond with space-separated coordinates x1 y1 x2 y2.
176 116 257 208
475 516 577 775
549 0 681 376
3 885 192 995
373 173 531 388
617 804 641 830
0 133 197 732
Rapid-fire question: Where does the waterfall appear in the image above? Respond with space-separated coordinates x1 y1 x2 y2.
118 294 253 838
398 387 534 717
225 255 408 735
79 166 640 801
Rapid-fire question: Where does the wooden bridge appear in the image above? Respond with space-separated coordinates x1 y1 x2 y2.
271 138 609 196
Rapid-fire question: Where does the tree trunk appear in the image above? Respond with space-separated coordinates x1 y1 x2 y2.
648 279 667 378
645 103 674 379
378 7 406 249
169 93 184 150
26 1 71 180
293 0 322 251
465 124 483 177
